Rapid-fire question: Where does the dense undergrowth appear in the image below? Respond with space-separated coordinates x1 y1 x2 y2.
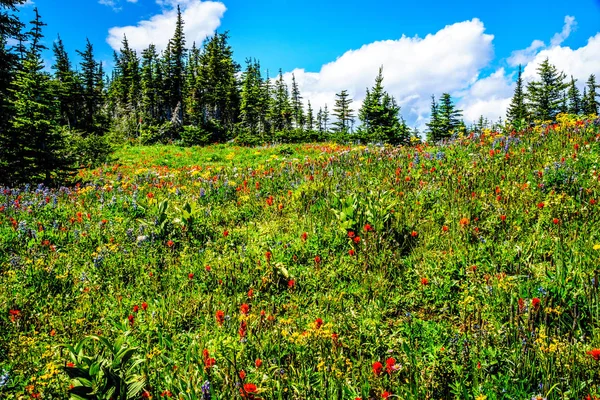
2 114 600 399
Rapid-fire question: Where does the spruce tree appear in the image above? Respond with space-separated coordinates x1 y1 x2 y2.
258 69 272 139
358 66 406 144
332 89 354 135
290 73 304 130
77 39 105 135
526 58 567 121
271 69 292 135
2 8 69 184
426 95 441 142
437 93 462 137
52 35 84 129
239 58 262 137
306 100 314 132
583 74 599 115
567 76 581 115
168 5 186 123
140 44 159 123
507 65 528 125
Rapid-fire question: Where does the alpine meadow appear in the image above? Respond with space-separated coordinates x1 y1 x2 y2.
2 0 600 399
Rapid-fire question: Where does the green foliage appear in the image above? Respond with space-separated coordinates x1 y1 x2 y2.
332 89 354 135
526 58 568 122
63 333 145 400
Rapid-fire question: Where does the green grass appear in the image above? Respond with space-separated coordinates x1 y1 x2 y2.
1 115 600 399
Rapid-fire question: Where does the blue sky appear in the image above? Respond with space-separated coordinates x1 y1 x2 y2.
13 0 600 126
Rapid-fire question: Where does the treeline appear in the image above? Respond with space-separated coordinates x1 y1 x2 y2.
1 1 599 185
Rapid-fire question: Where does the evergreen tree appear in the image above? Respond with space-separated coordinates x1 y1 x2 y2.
52 35 83 129
426 95 442 142
506 65 528 125
437 93 462 138
77 38 105 135
168 5 186 123
271 69 292 134
567 76 581 114
526 58 567 121
258 69 272 138
323 104 330 134
583 74 599 115
140 44 159 123
306 100 314 132
239 58 263 137
358 66 407 144
196 32 240 141
290 73 304 129
332 89 354 135
0 0 25 137
1 8 69 184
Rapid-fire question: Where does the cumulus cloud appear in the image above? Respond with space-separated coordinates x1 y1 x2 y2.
279 19 494 129
106 0 226 53
279 15 598 131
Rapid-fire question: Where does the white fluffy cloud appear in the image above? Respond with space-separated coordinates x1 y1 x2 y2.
280 15 599 130
280 19 494 129
106 0 226 53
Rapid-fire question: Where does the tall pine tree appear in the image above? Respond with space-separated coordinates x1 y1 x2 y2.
506 65 528 126
332 89 354 135
582 74 599 115
526 58 567 121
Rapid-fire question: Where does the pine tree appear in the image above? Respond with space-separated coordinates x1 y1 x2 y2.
140 44 159 123
290 73 304 130
239 58 263 137
507 65 528 125
0 0 26 138
426 95 441 142
258 69 272 138
306 100 314 132
196 32 240 141
332 89 354 135
437 93 463 138
583 74 599 115
271 69 292 135
168 5 186 123
526 58 567 121
1 8 69 184
322 104 330 134
358 66 406 144
77 39 105 135
52 35 84 129
567 76 581 115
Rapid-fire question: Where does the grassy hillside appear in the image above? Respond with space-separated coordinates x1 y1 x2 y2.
2 115 600 399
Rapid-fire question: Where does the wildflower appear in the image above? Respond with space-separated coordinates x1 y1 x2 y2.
314 255 321 264
166 240 174 248
160 390 172 397
301 232 307 241
537 202 545 209
460 217 469 226
411 230 418 237
348 231 356 238
553 218 559 224
278 203 284 210
188 272 194 280
500 215 506 222
265 251 272 261
142 301 148 311
142 390 152 398
349 249 356 256
315 318 324 329
205 265 212 272
8 309 20 322
421 277 429 286
66 362 75 368
372 361 383 376
240 383 257 398
216 310 225 326
133 305 139 313
287 279 295 289
364 223 374 232
255 359 263 368
353 236 361 244
586 349 600 360
223 230 229 237
382 392 391 399
239 320 247 339
442 225 449 232
240 303 250 315
239 370 246 380
531 297 541 311
266 196 274 206
385 357 396 374
128 314 134 326
518 298 526 313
